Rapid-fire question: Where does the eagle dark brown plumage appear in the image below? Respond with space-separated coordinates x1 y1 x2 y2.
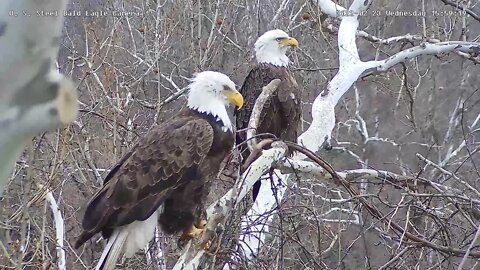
236 63 301 144
235 30 302 201
75 111 232 247
75 71 243 270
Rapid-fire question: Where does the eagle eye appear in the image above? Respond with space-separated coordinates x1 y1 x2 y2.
275 37 284 41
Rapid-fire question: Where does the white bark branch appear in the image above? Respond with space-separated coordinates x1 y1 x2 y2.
172 142 288 269
45 191 66 270
299 0 480 154
315 0 346 17
227 169 289 268
221 78 288 268
278 159 479 204
172 0 480 267
372 42 480 73
0 0 77 194
227 0 480 265
36 183 66 270
145 227 166 270
225 1 372 265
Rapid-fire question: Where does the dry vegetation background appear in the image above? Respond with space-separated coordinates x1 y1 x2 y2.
1 0 480 269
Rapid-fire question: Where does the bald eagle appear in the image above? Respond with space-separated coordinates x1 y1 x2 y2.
74 71 243 270
235 29 301 201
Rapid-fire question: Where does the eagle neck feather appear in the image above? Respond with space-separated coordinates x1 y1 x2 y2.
255 46 289 67
187 100 233 132
257 55 289 67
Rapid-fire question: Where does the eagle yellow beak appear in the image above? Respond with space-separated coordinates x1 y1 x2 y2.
224 89 244 109
280 37 299 47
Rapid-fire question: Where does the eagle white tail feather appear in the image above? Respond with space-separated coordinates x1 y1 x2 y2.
95 229 127 270
95 211 160 270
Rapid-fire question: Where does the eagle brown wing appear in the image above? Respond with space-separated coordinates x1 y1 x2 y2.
235 63 301 201
235 63 301 150
276 68 301 142
235 65 261 133
75 115 214 248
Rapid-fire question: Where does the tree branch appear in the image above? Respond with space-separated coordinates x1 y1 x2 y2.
0 0 77 194
173 142 288 269
299 0 480 154
439 0 480 22
36 183 66 270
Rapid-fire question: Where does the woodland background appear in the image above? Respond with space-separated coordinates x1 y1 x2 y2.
1 0 480 269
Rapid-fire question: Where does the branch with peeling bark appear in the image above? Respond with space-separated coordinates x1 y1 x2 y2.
36 183 66 270
288 144 480 258
252 141 480 259
222 0 480 266
173 143 288 269
0 0 78 194
170 0 480 267
301 0 480 156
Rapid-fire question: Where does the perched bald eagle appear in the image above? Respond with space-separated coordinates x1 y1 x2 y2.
235 29 301 201
75 71 244 270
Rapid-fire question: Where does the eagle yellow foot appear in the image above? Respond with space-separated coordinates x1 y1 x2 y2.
194 219 207 229
200 240 211 251
180 219 207 240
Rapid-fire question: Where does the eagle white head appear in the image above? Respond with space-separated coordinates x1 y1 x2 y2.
187 71 243 131
254 29 299 67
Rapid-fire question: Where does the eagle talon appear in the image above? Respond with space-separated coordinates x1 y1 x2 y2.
195 219 207 229
180 220 208 241
180 226 204 240
200 240 211 251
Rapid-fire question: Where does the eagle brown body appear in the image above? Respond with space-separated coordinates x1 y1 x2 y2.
235 63 301 148
75 109 234 249
75 71 243 270
235 30 301 201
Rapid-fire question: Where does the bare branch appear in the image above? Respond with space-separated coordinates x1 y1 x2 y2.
173 142 288 269
439 0 480 22
36 182 66 270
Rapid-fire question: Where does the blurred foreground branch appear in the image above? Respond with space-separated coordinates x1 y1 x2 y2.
0 0 78 194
